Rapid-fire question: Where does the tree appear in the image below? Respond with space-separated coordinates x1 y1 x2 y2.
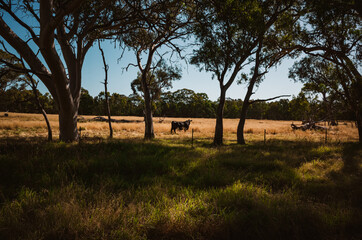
0 0 134 141
283 0 361 140
288 92 311 121
192 0 294 145
0 48 53 140
79 88 95 115
290 55 362 138
121 0 192 139
98 40 113 138
130 60 182 105
110 93 131 116
0 49 25 93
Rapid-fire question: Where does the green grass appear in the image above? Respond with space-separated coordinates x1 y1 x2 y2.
0 138 361 239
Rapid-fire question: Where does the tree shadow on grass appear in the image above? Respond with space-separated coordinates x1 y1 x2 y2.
0 138 203 200
0 137 361 240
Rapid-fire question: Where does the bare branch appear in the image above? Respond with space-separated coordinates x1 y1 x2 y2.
0 0 39 44
249 95 291 104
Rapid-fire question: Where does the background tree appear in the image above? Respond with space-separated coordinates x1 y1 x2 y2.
130 60 182 116
79 88 95 115
0 48 53 140
281 0 361 140
288 92 311 121
121 0 192 139
290 55 362 139
235 0 300 144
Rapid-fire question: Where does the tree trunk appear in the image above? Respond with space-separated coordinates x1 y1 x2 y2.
237 40 262 144
105 87 113 139
58 106 78 142
356 109 362 143
237 74 258 144
27 73 53 142
144 93 155 139
34 88 52 141
237 101 250 144
142 76 155 140
41 108 52 141
214 89 226 145
98 40 113 138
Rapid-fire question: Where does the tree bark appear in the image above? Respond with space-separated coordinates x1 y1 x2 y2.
143 90 155 139
58 106 79 142
237 40 262 145
142 73 155 140
356 109 362 143
105 78 113 139
214 89 226 145
237 101 250 145
31 80 53 141
41 108 53 142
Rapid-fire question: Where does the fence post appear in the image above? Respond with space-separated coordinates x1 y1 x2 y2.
325 128 328 144
192 128 194 148
264 129 266 145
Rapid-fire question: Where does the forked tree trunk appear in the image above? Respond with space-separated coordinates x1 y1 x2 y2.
214 89 226 145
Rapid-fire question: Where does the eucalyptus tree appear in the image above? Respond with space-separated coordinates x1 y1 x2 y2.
131 61 182 103
191 0 295 145
0 0 134 142
290 55 362 141
235 1 301 144
284 0 361 141
121 0 193 139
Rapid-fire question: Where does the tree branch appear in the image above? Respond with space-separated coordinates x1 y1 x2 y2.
249 95 291 104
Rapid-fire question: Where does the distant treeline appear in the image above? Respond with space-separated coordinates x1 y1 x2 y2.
1 87 354 121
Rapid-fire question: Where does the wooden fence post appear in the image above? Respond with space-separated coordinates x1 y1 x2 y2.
192 128 194 148
264 129 266 145
325 128 328 144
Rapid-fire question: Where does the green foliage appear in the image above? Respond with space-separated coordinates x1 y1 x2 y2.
0 50 26 93
78 88 95 115
191 0 263 77
0 139 361 239
131 61 182 102
0 87 57 113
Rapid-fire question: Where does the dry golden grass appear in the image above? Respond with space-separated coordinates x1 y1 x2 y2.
0 112 359 142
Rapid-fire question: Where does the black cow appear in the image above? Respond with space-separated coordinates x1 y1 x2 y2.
171 120 192 134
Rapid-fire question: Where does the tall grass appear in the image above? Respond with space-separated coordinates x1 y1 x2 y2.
0 137 361 239
0 112 359 142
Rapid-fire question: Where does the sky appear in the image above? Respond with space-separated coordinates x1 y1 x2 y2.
79 40 304 101
1 9 304 102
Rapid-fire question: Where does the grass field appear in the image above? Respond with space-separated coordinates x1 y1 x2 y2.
0 112 359 142
0 113 361 239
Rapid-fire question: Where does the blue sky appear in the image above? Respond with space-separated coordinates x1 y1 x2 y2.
79 40 303 101
2 11 304 102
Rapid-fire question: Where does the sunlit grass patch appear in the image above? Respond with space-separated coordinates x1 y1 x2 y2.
298 158 344 181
